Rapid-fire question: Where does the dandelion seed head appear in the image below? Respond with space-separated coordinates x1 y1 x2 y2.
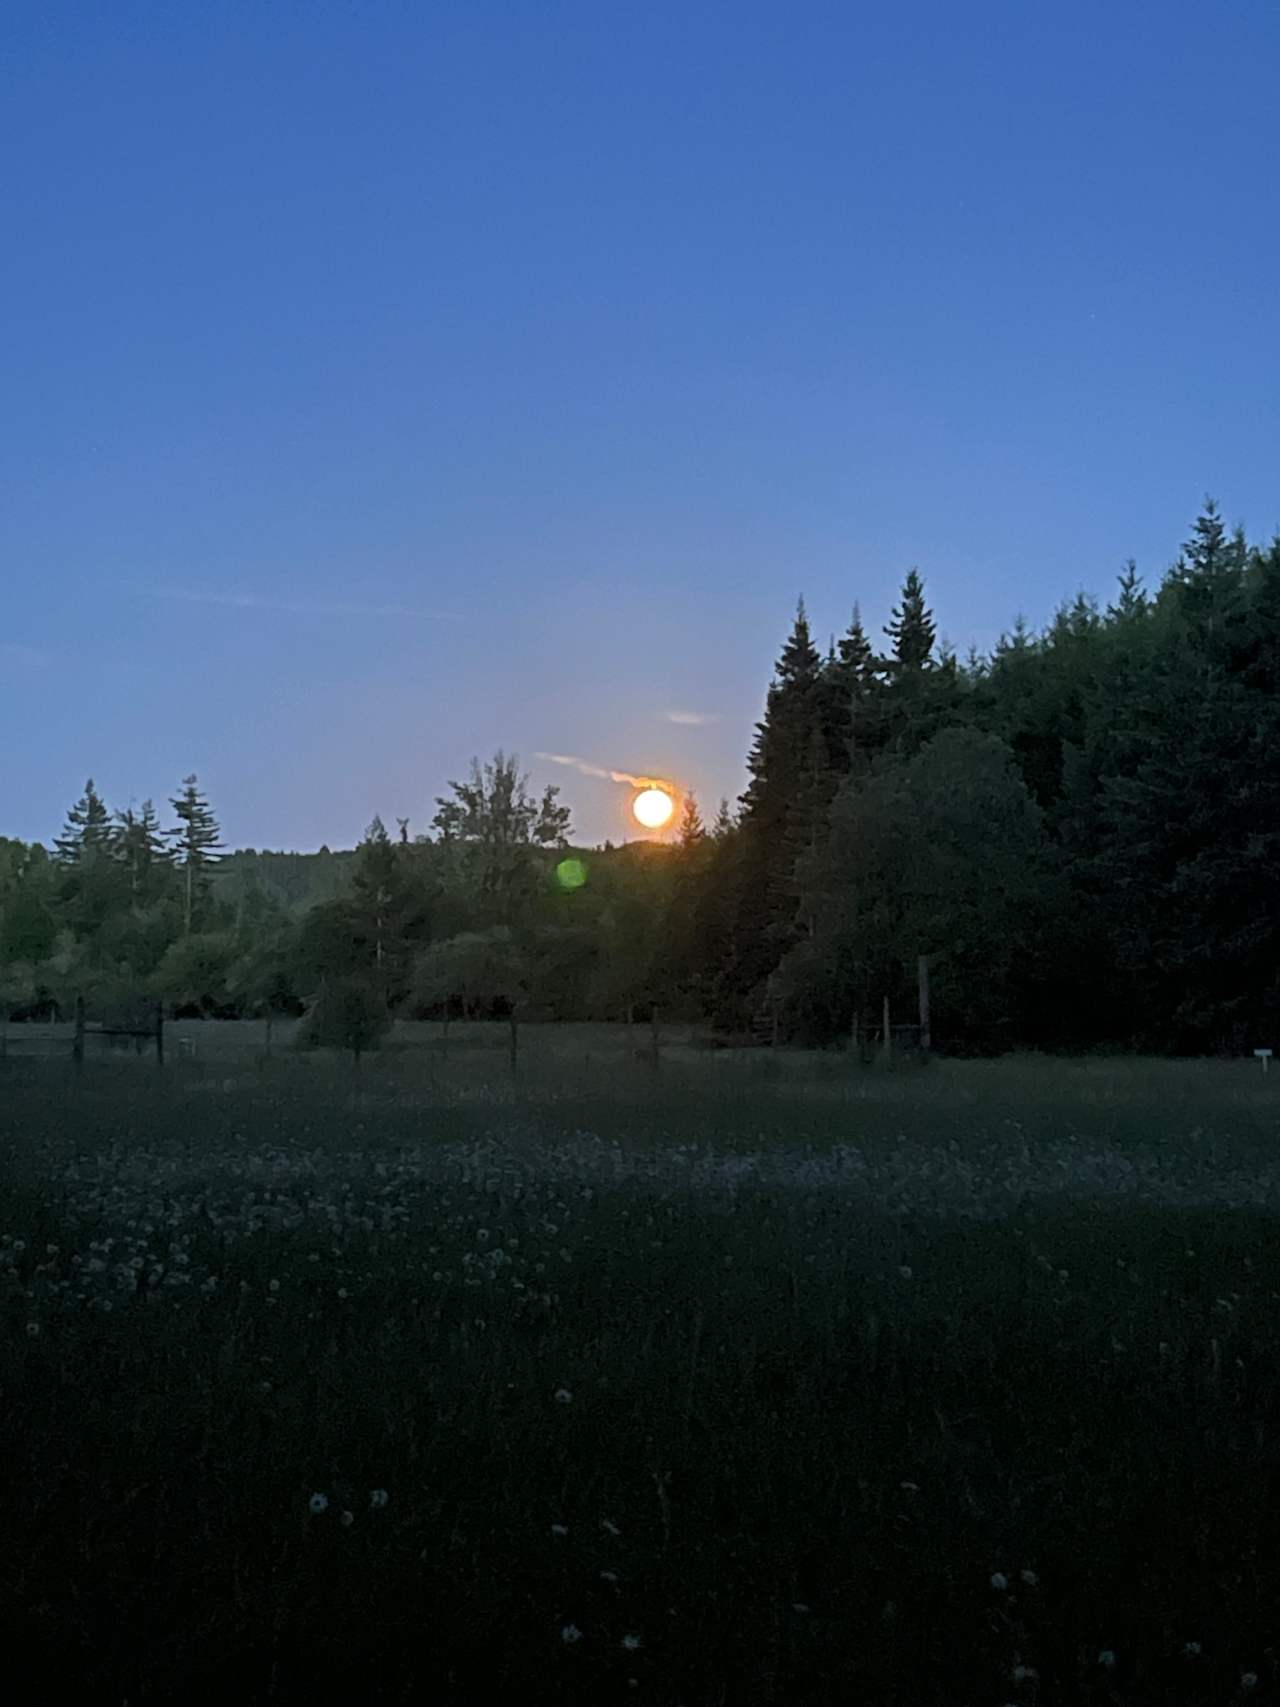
309 1493 329 1515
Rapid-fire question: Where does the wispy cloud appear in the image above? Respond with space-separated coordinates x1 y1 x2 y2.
145 588 462 620
665 709 720 727
537 752 666 789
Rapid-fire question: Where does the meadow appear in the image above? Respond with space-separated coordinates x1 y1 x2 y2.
4 1025 1280 1704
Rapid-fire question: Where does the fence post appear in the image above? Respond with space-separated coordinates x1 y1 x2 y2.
73 995 85 1067
917 955 931 1053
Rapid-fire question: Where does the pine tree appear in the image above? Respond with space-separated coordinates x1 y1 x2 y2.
885 569 936 671
169 775 223 933
55 780 111 863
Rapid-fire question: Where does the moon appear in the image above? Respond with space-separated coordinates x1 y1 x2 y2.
633 787 675 830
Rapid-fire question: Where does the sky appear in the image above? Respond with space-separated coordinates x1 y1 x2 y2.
3 0 1278 851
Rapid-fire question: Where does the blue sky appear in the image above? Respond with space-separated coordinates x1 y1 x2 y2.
3 0 1278 849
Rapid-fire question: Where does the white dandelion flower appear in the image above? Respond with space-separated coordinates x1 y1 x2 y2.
1020 1568 1039 1587
25 1321 40 1337
554 1388 573 1404
561 1623 583 1644
1098 1649 1116 1669
1243 1673 1259 1691
309 1493 329 1515
621 1634 642 1650
340 1509 354 1527
990 1572 1009 1592
370 1489 389 1509
898 1265 914 1280
1183 1641 1202 1657
550 1523 569 1537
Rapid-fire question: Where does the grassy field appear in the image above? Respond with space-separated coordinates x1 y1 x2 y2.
4 1028 1280 1703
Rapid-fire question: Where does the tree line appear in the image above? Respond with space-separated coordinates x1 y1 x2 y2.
3 499 1278 1056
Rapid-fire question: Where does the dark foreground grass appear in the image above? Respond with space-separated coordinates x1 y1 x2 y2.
4 1053 1280 1703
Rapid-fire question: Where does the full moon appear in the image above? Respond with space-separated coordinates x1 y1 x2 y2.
633 787 675 830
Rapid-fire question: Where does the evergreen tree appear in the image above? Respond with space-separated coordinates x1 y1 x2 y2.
55 780 111 862
720 601 826 1025
885 569 936 671
677 793 707 849
1108 559 1148 621
169 775 223 933
113 800 170 901
350 814 428 1003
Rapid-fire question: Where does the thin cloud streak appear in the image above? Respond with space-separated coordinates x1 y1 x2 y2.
146 588 462 620
537 752 666 790
665 709 721 726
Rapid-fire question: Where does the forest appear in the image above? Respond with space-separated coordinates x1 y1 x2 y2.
3 499 1278 1056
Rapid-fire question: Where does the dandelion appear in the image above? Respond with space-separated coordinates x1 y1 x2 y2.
1183 1641 1202 1657
561 1623 583 1644
309 1493 329 1515
340 1510 354 1527
25 1321 39 1337
554 1388 573 1404
551 1523 569 1537
1098 1649 1116 1669
370 1489 389 1509
990 1572 1009 1592
600 1570 618 1583
898 1264 914 1280
1243 1673 1259 1691
1020 1568 1039 1587
268 1278 280 1292
622 1634 642 1650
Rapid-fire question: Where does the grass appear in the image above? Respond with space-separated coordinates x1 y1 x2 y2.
3 1029 1280 1703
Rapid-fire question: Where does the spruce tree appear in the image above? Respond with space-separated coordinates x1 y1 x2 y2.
55 780 111 862
113 800 170 900
885 569 936 671
677 793 707 849
169 774 223 933
722 600 827 1025
1108 559 1147 621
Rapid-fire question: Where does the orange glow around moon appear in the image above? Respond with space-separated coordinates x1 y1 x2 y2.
633 787 675 830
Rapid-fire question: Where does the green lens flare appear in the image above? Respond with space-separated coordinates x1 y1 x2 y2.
555 857 588 891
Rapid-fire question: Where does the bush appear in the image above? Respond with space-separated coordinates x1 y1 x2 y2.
296 977 390 1062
